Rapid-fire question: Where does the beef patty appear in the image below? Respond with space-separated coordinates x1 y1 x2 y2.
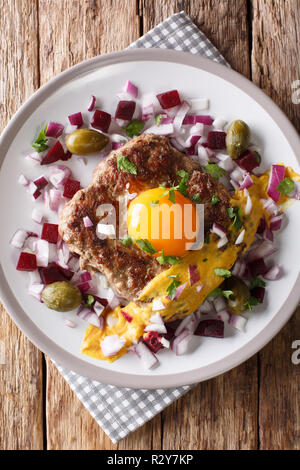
59 134 230 301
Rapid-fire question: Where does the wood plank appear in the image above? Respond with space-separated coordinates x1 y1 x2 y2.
251 0 300 449
141 0 250 75
0 0 43 450
251 0 300 131
142 0 258 450
37 0 157 449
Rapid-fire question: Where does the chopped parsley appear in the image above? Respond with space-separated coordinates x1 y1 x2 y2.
155 114 163 126
136 239 157 255
250 277 266 289
202 258 208 262
32 125 48 152
226 206 243 232
276 177 295 196
192 193 201 203
121 234 134 247
176 169 189 196
207 287 233 299
85 295 95 307
245 296 260 311
205 163 226 180
214 268 232 278
125 119 144 138
117 155 137 175
157 250 182 266
149 200 159 206
211 195 220 205
168 188 176 204
204 234 210 244
166 275 181 300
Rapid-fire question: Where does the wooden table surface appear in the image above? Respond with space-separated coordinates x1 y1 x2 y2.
0 0 299 450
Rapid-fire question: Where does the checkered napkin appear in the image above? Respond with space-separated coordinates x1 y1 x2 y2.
54 11 228 444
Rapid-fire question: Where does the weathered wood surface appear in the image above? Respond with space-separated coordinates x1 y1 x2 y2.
0 0 43 450
0 0 299 450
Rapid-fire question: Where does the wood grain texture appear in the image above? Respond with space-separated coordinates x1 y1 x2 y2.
141 0 250 75
251 1 300 450
251 0 300 131
0 0 43 450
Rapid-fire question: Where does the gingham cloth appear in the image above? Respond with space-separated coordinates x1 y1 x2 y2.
54 11 228 444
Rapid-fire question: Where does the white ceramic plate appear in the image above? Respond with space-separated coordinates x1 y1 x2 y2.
0 49 299 388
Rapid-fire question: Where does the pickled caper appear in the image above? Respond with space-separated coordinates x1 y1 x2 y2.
224 276 250 315
66 128 109 155
42 281 82 312
226 120 250 159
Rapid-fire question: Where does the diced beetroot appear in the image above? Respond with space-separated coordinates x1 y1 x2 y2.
17 252 37 271
164 320 181 341
39 262 69 285
195 115 213 125
68 112 83 128
207 131 226 149
121 310 133 323
41 223 59 244
195 319 224 338
236 150 260 172
41 141 65 165
248 258 268 276
82 294 108 308
91 110 111 133
34 176 48 190
61 150 72 161
156 90 181 109
251 286 265 303
56 264 73 280
63 179 81 199
257 217 266 234
143 331 163 353
115 101 136 121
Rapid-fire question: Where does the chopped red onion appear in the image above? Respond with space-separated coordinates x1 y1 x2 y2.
83 216 93 228
87 95 96 112
64 319 76 328
240 173 253 190
25 152 43 165
267 164 285 202
199 299 214 314
217 309 231 322
68 112 83 128
244 190 253 215
49 189 61 211
18 174 29 186
150 313 164 325
212 117 227 129
144 123 174 135
49 165 71 188
135 342 158 369
173 101 190 134
211 222 226 238
46 122 64 138
229 314 247 332
288 180 300 200
152 299 166 311
171 329 193 356
213 296 227 312
36 239 49 267
174 313 199 336
144 323 167 334
247 240 277 262
235 229 245 245
94 301 105 317
28 283 45 301
123 80 138 98
188 265 201 286
264 264 282 281
217 235 228 248
160 337 170 349
269 214 282 231
261 198 280 216
10 229 28 248
169 282 187 301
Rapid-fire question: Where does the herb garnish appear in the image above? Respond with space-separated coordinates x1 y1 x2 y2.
85 295 95 307
166 275 181 300
121 234 134 247
214 268 232 278
205 163 226 180
136 239 158 255
125 119 144 138
32 125 48 152
155 114 163 126
157 249 182 266
250 277 266 289
276 177 295 196
245 296 260 311
192 193 201 203
226 206 243 232
207 287 233 300
149 200 159 207
117 155 137 175
211 195 220 205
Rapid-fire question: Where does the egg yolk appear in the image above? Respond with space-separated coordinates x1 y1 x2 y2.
127 187 200 257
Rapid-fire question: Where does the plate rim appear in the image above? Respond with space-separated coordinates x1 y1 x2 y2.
0 48 299 388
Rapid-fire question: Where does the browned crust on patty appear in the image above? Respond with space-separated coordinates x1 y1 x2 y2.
59 134 230 301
